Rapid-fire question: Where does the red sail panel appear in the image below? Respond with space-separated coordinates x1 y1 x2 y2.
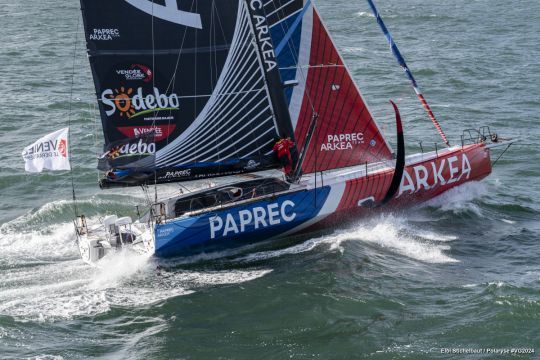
293 8 393 174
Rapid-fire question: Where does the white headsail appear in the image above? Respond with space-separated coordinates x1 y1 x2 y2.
22 127 71 172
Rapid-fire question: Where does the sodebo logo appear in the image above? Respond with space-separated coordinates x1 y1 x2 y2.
101 87 180 118
209 200 297 239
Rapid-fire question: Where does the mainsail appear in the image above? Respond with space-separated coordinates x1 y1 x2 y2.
80 0 393 186
80 0 296 186
265 0 394 173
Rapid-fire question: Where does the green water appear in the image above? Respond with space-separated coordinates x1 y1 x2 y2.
1 0 539 358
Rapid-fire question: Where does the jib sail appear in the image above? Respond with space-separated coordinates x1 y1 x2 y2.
264 0 394 173
80 0 296 187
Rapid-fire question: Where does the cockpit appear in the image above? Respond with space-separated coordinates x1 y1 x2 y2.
172 178 290 217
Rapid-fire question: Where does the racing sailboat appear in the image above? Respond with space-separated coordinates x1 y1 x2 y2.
75 0 505 263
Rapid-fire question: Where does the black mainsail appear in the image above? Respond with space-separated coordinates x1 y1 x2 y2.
80 0 297 187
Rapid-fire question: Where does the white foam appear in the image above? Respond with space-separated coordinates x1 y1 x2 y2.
348 216 459 264
0 222 79 264
414 230 457 242
233 215 458 265
0 226 273 322
343 47 366 54
356 11 375 18
0 198 116 232
422 181 487 215
488 281 505 288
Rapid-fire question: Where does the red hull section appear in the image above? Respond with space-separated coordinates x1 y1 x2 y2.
316 143 492 228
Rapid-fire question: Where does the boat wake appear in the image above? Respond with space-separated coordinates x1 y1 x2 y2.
0 210 271 322
229 182 489 265
230 214 459 265
0 181 488 321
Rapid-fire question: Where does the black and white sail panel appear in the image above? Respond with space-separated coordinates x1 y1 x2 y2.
80 0 290 185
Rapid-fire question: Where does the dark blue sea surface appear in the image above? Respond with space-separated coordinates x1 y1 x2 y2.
0 0 539 358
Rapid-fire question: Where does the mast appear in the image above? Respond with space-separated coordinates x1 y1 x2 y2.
244 0 299 167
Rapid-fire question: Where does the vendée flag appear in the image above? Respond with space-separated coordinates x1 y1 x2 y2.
22 127 71 172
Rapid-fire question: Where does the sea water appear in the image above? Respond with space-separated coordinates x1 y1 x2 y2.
1 0 539 358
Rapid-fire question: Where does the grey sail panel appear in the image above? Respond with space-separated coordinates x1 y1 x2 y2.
79 0 292 186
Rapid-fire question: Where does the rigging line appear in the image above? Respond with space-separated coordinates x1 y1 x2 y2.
211 0 222 170
491 143 512 167
279 64 345 70
275 1 317 115
165 0 200 139
151 0 158 201
67 17 80 218
366 0 450 147
95 88 266 101
161 0 194 147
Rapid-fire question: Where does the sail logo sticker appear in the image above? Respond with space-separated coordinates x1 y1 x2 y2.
321 133 364 151
103 138 156 160
90 28 120 41
244 160 260 170
116 64 153 83
101 87 180 119
58 139 67 158
209 200 297 239
125 0 202 29
159 169 192 180
397 154 472 197
117 125 176 141
248 0 278 72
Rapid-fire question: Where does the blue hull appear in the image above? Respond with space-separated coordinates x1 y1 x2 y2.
154 187 330 257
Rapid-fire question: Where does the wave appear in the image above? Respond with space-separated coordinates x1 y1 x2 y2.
355 11 374 18
0 231 272 322
421 181 488 215
231 214 459 265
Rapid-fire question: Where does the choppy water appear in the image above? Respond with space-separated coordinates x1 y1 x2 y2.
1 0 539 358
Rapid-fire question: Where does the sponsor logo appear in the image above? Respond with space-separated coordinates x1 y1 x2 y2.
125 0 202 29
103 138 156 160
209 200 296 239
156 226 174 238
159 169 192 180
58 139 67 158
90 28 120 41
101 86 180 119
116 64 153 83
398 154 472 197
369 139 377 147
244 160 260 170
22 138 67 160
117 125 176 142
321 133 364 151
248 0 277 72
